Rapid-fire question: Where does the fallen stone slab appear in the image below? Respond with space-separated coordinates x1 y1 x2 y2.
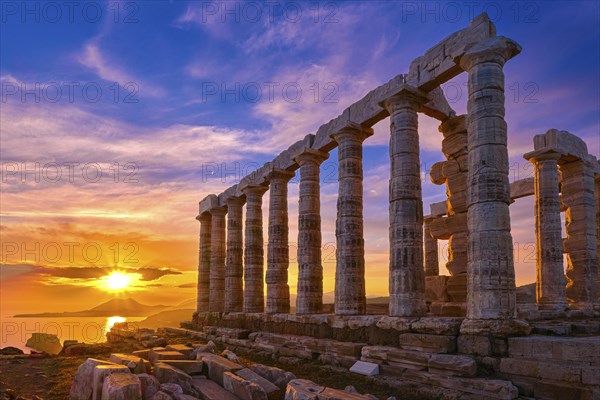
349 361 379 376
132 349 151 360
93 364 131 400
150 351 187 365
223 371 268 400
249 364 296 393
69 358 118 400
236 368 280 400
149 391 172 400
160 360 204 376
319 387 376 399
153 363 195 396
109 353 147 374
166 345 194 358
191 376 240 400
201 353 243 386
101 373 141 400
284 379 324 400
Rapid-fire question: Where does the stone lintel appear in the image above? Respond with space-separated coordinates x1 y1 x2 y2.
407 13 497 91
510 178 535 200
225 195 245 207
272 134 315 172
524 148 563 163
265 167 295 182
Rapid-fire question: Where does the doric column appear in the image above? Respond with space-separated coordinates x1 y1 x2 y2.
208 206 227 313
242 184 269 313
266 168 295 314
294 148 329 314
424 216 439 276
596 170 600 301
381 88 429 317
525 151 567 312
225 196 245 313
561 158 599 309
196 212 211 313
331 123 373 316
459 37 521 320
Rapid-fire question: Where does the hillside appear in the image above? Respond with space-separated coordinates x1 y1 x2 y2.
13 297 169 318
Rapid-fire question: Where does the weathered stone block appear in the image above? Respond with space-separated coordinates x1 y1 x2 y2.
223 371 268 400
398 333 456 353
458 334 491 356
153 363 194 395
428 354 477 377
236 368 281 400
101 373 141 400
249 364 296 393
191 376 239 400
349 361 379 376
109 353 146 374
92 365 131 400
165 345 194 358
411 318 463 335
160 360 204 376
202 354 243 386
284 379 324 400
150 351 186 365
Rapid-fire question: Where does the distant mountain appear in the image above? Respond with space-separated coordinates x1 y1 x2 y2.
13 297 169 318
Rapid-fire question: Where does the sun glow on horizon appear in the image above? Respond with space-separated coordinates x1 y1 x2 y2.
103 272 131 291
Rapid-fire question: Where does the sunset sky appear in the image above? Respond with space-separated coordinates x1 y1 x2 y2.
1 1 599 314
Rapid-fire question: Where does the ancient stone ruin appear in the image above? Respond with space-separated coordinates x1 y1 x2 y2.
193 13 600 400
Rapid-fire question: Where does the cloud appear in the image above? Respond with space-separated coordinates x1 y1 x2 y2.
1 263 181 282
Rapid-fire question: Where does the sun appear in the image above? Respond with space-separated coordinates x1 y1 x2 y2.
104 272 130 291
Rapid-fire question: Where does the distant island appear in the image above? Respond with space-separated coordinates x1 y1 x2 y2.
13 297 171 318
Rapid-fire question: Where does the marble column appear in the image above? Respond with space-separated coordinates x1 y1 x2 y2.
266 168 295 314
294 148 329 314
596 170 600 301
242 184 269 313
331 123 373 316
424 216 439 276
561 159 599 309
527 151 567 311
459 37 521 319
208 206 227 313
382 89 428 317
225 196 245 313
196 213 211 313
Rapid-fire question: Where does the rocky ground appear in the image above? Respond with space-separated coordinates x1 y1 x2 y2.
0 327 401 400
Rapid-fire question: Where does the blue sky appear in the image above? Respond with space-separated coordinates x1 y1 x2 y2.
1 1 599 309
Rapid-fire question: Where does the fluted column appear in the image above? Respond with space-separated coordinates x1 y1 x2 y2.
208 206 227 312
242 184 268 313
526 151 567 312
225 196 245 313
382 89 428 317
294 148 329 314
330 123 373 315
596 171 600 301
266 168 295 314
459 37 521 320
196 213 211 313
424 216 439 277
562 159 599 309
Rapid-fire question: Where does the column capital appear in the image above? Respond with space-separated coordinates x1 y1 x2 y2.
293 147 329 166
330 122 374 144
196 212 212 222
379 85 430 113
524 149 562 163
266 168 295 183
241 184 268 196
225 196 245 207
458 36 521 71
209 205 227 216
